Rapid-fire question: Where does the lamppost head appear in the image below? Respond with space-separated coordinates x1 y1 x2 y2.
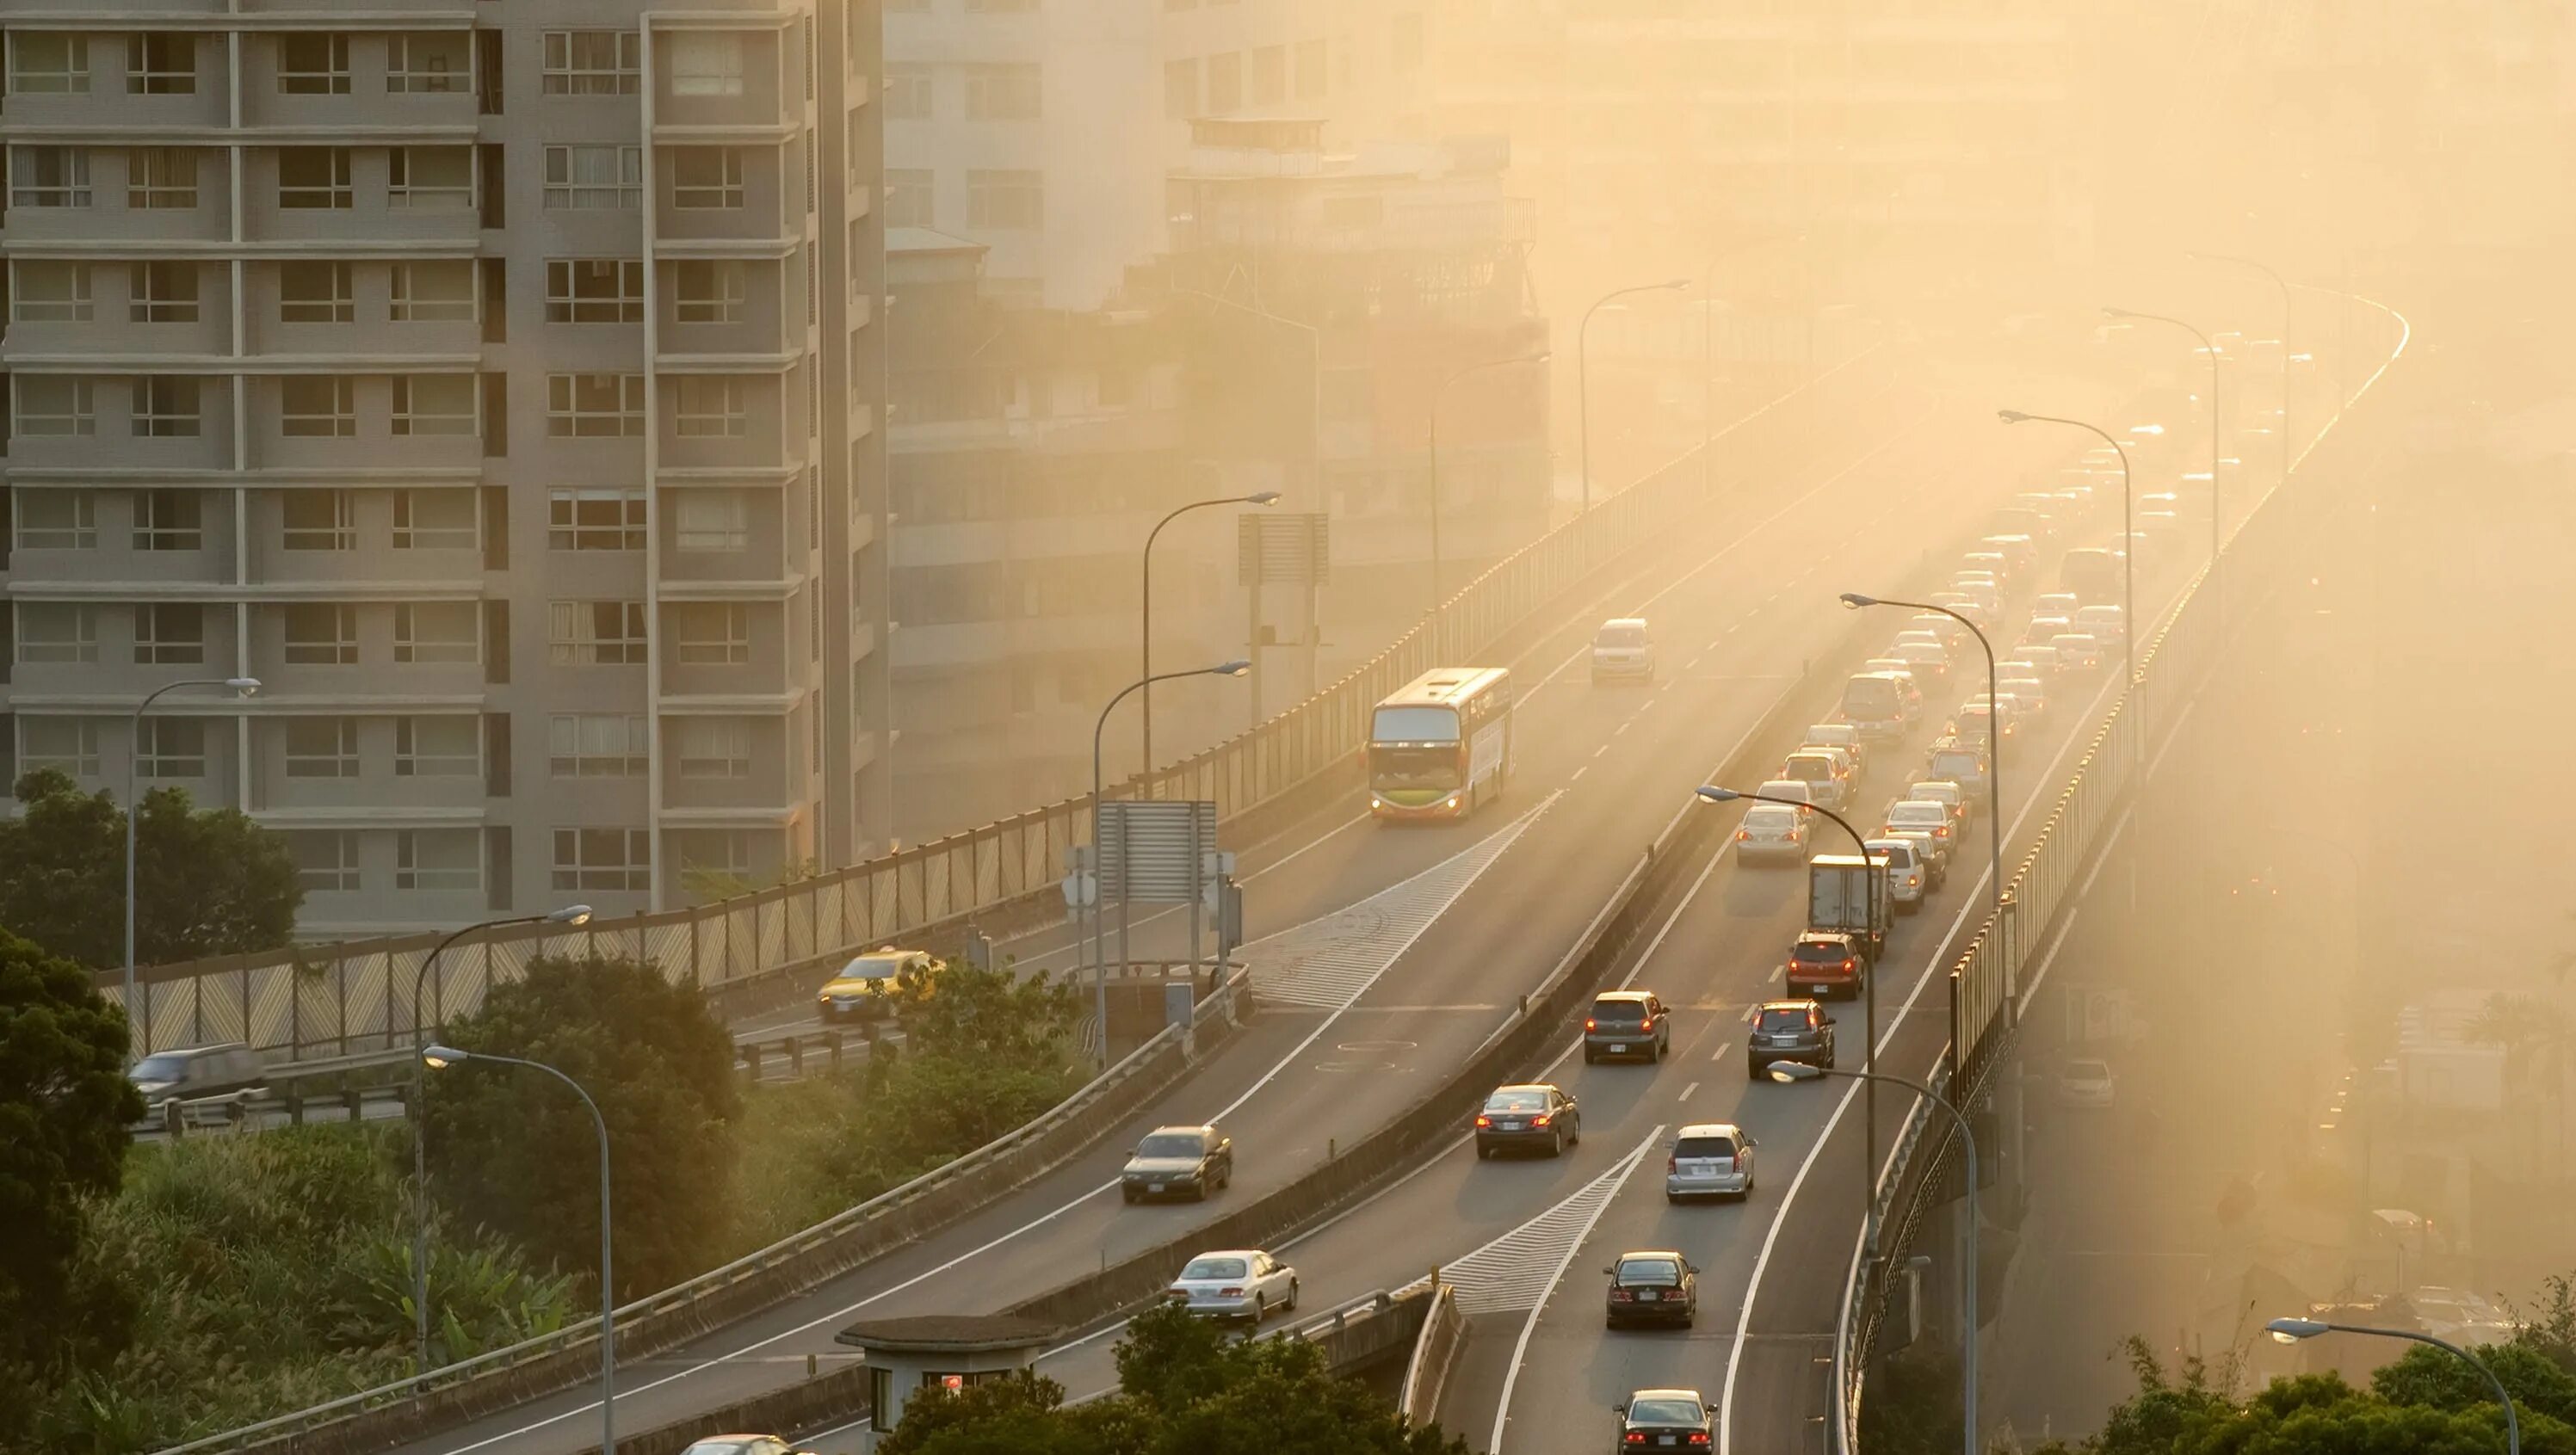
1768 1061 1826 1083
1694 786 1741 805
225 676 263 694
2101 305 2138 320
422 1043 470 1070
2265 1317 2329 1343
547 904 595 926
1997 410 2032 425
1213 659 1254 677
1838 592 1880 610
1245 490 1284 506
1658 278 1692 291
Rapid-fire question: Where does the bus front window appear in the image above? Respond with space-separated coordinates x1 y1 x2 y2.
1370 744 1462 789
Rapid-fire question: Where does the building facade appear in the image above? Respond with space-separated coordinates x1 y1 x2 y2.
0 0 892 934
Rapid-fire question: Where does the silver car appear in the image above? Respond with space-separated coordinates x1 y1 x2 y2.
1863 837 1926 912
1165 1248 1299 1325
1665 1123 1757 1202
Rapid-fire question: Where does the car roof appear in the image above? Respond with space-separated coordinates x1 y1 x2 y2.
1146 1123 1216 1137
1795 930 1855 943
1757 997 1823 1011
1592 990 1651 1004
1491 1081 1566 1093
1186 1248 1269 1261
1675 1122 1745 1139
1629 1387 1706 1402
1599 617 1649 631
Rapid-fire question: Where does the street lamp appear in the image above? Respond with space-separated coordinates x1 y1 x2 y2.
1578 279 1692 534
1696 785 1884 1211
123 675 260 1063
2103 306 2224 618
1771 1059 1980 1455
2265 1317 2519 1453
1428 351 1549 650
1141 492 1279 776
1090 661 1252 1064
408 904 593 1379
422 1045 618 1455
2186 251 2294 489
1840 593 2003 922
1996 410 2134 696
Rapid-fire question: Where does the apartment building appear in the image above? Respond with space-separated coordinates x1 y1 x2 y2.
0 1 892 934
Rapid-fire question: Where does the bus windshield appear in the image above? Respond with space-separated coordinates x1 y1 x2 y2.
1371 706 1460 743
1370 744 1461 789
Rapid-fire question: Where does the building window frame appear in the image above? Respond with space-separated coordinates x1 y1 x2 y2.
134 376 203 438
283 717 361 779
546 373 646 437
133 602 207 666
552 828 652 892
392 601 479 664
282 489 356 552
547 489 646 551
282 603 360 666
545 258 646 324
277 147 354 209
543 144 643 210
547 714 649 777
541 31 641 96
278 34 350 95
395 715 482 776
281 375 358 437
547 600 649 665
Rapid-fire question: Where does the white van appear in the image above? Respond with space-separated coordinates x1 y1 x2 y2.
1591 618 1656 684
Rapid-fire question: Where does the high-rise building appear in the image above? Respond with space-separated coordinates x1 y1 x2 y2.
0 2 892 934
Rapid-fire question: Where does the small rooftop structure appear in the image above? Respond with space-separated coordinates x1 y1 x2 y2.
837 1316 1059 1446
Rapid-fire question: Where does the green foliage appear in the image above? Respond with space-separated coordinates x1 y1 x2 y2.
0 928 145 1446
881 1304 1471 1455
0 768 301 970
893 957 1084 1064
1856 1344 1965 1455
420 953 739 1300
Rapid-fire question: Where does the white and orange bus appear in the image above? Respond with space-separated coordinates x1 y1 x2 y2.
1368 667 1514 821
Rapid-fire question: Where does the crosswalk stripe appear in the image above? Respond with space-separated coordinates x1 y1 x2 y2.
1412 1126 1664 1316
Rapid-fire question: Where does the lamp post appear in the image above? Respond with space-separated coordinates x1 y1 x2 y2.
2266 1317 2519 1453
1141 492 1278 777
1997 411 2134 697
2187 251 2294 489
1578 279 1691 536
1090 661 1251 1064
422 1045 617 1455
1696 785 1882 1216
2103 306 2223 620
1771 1060 1980 1455
1428 351 1549 653
408 904 593 1379
1839 594 2003 920
123 675 260 1063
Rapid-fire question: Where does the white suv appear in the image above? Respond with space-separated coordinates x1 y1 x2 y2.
1590 618 1656 683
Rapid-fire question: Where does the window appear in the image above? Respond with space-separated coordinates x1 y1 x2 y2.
134 602 206 665
542 31 639 95
127 147 197 209
20 718 101 778
669 32 745 96
676 829 755 880
548 490 645 550
12 262 92 322
966 169 1041 229
278 148 353 208
546 374 646 437
964 63 1040 120
1251 46 1285 106
674 491 751 551
136 717 207 779
392 602 478 663
281 376 356 437
282 490 355 550
1295 39 1325 99
548 600 647 664
392 375 477 435
671 376 745 437
1205 52 1240 113
392 490 477 549
396 716 479 775
281 262 354 323
291 832 361 893
284 718 360 778
134 376 201 438
883 170 932 227
548 714 648 776
553 829 650 891
133 490 201 550
15 490 96 549
391 261 476 321
388 33 467 93
672 602 751 665
126 34 195 95
546 258 644 323
398 829 480 891
129 262 200 323
674 717 751 779
883 64 931 120
543 144 641 209
670 147 744 208
278 34 349 94
16 604 100 663
9 34 89 94
10 146 91 207
283 603 359 664
673 260 748 324
389 146 473 208
1163 59 1197 119
17 376 96 436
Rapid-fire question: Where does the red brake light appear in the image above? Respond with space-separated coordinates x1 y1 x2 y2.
1532 1114 1552 1127
1585 1018 1597 1031
1220 1286 1245 1298
1689 1433 1712 1446
1736 829 1750 841
1475 1114 1492 1127
1667 1156 1678 1173
1625 1433 1648 1445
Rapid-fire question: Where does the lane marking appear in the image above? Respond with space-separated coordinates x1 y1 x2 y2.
1711 1045 1732 1063
1487 1125 1666 1455
1571 766 1590 783
1680 1081 1702 1101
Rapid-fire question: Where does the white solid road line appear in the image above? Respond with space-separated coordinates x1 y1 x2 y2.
1680 1081 1702 1101
1488 1125 1667 1455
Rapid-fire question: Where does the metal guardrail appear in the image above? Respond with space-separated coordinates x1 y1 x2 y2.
1831 295 2412 1452
1398 1282 1464 1428
110 343 1890 1069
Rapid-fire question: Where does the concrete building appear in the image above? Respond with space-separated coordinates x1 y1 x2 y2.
0 0 892 934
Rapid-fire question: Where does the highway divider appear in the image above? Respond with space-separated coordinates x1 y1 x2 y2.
1398 1283 1465 1431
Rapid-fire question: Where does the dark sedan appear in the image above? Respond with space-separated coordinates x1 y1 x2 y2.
1603 1251 1699 1329
1475 1083 1580 1158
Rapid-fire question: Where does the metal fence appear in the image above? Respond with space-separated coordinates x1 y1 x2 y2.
114 345 1892 1064
1834 294 2412 1452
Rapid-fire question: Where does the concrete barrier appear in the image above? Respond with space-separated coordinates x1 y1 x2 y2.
563 1364 870 1455
1398 1284 1464 1429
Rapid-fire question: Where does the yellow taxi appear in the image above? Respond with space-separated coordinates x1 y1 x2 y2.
814 947 936 1024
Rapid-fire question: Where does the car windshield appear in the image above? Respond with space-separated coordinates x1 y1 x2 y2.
1370 706 1460 743
1137 1133 1204 1158
1869 842 1915 867
1180 1256 1248 1280
1486 1088 1548 1111
1591 999 1647 1023
1891 804 1944 823
1842 679 1900 716
1744 806 1799 831
1674 1136 1737 1160
680 1441 767 1455
1757 1008 1813 1033
1616 1258 1683 1285
1628 1398 1705 1426
1910 785 1955 803
1933 753 1980 774
1792 940 1850 963
2066 1060 2111 1080
1597 625 1647 648
1782 757 1831 780
132 1054 189 1081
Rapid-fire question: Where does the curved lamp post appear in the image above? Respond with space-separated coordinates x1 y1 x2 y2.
2187 251 2294 488
124 675 261 1063
1428 351 1550 652
423 1045 617 1454
1141 492 1278 775
1996 410 2134 695
1578 280 1691 536
2103 305 2224 617
1840 593 2003 921
2266 1317 2518 1453
408 903 593 1378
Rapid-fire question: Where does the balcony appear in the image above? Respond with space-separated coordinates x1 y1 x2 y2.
0 148 236 247
3 601 248 702
240 489 485 589
658 711 794 813
652 144 797 247
649 27 794 136
0 263 235 361
658 370 794 471
242 373 485 475
239 31 480 135
241 146 483 248
656 484 790 586
2 374 241 478
0 34 230 134
655 256 792 361
243 600 487 703
657 598 791 701
242 260 482 361
246 716 491 814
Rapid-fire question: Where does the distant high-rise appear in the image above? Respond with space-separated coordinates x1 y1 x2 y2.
0 1 893 934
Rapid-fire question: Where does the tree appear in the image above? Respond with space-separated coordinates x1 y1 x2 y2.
420 954 739 1300
891 958 1082 1065
0 928 144 1439
0 769 300 971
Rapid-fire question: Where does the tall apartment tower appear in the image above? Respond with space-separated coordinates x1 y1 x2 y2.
0 1 893 936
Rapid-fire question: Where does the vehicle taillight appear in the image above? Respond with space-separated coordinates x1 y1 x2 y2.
1840 959 1856 971
1624 1434 1648 1446
1610 1289 1634 1302
1585 1018 1597 1031
1736 829 1750 841
1475 1115 1492 1127
1221 1286 1245 1298
1532 1114 1552 1127
1668 1155 1678 1173
1688 1433 1713 1446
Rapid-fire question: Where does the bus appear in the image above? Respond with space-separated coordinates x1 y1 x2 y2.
1368 667 1514 821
